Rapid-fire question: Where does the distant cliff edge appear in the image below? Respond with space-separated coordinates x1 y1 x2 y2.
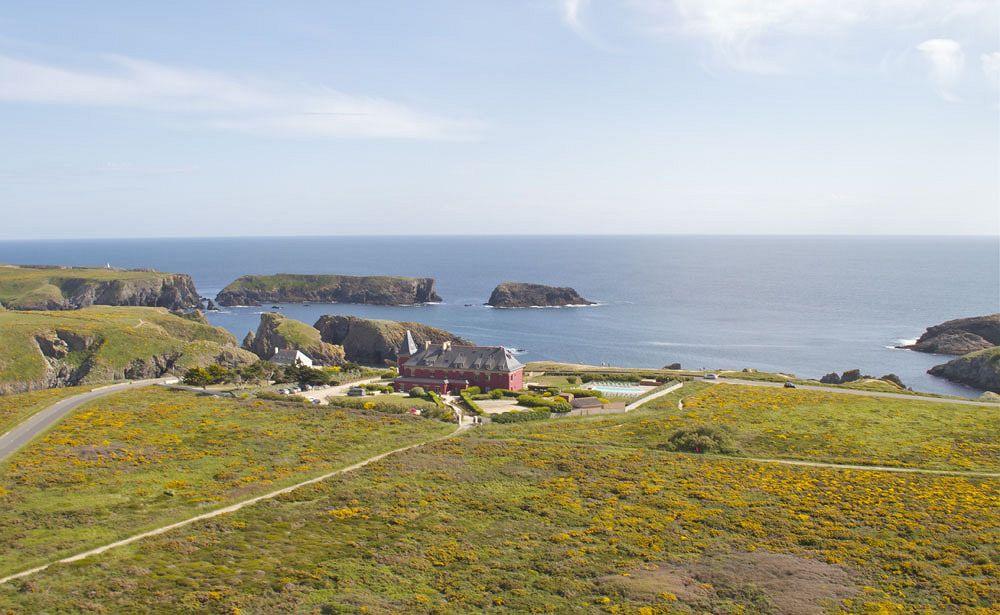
216 274 441 306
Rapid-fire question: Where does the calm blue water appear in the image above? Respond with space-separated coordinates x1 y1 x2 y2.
0 236 996 396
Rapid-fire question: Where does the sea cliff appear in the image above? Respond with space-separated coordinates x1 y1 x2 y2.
216 274 441 306
0 265 201 311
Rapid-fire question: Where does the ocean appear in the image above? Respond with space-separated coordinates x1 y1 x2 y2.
0 235 996 396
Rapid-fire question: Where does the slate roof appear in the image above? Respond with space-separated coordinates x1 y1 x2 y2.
272 348 310 364
404 343 523 372
399 330 418 356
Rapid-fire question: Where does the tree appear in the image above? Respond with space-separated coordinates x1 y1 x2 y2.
205 364 233 385
182 367 212 389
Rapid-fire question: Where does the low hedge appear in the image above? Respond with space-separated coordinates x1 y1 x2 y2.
491 409 550 423
459 389 483 415
516 393 572 413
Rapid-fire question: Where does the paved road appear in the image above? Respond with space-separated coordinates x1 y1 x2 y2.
625 382 683 411
714 378 998 407
0 378 177 465
0 422 467 585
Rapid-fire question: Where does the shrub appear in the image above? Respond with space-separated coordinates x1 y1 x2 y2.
562 388 601 398
491 409 549 423
566 376 578 384
409 387 426 398
255 391 307 403
464 386 482 396
488 389 505 399
516 394 572 413
662 425 738 455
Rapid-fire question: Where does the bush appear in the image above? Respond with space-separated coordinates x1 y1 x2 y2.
566 376 578 384
464 386 482 396
562 388 601 398
662 425 738 455
489 389 505 399
409 387 426 398
491 409 550 423
255 391 308 403
516 394 572 413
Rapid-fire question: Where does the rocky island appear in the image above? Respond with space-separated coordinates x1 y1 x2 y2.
904 314 1000 355
314 315 469 365
486 282 595 308
242 312 345 365
0 265 201 311
0 306 256 394
216 274 442 306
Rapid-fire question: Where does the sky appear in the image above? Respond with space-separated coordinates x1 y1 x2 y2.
0 1 997 239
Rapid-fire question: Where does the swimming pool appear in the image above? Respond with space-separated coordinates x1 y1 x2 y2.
586 382 651 397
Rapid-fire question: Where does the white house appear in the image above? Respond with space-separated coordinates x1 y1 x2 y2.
271 347 314 367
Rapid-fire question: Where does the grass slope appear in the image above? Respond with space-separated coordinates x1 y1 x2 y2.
1 437 994 613
0 387 452 576
491 383 999 472
0 306 250 390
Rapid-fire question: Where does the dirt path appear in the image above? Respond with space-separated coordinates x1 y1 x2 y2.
0 423 466 585
473 437 999 478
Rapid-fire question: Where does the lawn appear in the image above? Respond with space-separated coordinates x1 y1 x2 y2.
488 383 1000 472
0 386 91 434
0 387 453 577
1 436 994 613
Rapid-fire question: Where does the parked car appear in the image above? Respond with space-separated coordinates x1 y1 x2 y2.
703 373 719 380
784 381 797 388
347 387 366 397
303 384 313 391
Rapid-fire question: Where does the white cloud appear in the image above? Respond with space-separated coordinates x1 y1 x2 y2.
563 1 996 73
982 51 1000 87
917 38 965 101
561 0 588 35
0 54 478 140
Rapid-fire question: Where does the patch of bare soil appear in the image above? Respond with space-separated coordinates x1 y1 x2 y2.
600 550 859 614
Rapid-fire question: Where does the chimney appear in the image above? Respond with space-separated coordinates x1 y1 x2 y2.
442 341 452 351
424 340 432 350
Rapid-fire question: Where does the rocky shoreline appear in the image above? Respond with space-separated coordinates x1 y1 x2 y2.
905 314 1000 393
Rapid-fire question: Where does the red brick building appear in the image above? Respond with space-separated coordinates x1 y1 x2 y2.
392 330 524 394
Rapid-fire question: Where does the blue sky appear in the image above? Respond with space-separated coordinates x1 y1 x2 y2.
0 1 997 238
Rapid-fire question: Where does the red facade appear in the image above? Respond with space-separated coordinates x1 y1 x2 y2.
393 348 524 395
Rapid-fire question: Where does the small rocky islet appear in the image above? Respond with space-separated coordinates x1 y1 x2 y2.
486 281 595 308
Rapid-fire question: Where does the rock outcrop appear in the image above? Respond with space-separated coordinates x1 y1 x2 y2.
215 274 441 307
314 315 470 365
906 314 1000 355
928 347 1000 393
0 265 201 311
243 312 345 366
486 282 595 308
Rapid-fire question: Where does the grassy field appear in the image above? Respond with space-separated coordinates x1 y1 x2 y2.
0 382 996 613
0 387 453 577
0 306 255 391
489 383 999 472
1 436 994 613
0 386 91 434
